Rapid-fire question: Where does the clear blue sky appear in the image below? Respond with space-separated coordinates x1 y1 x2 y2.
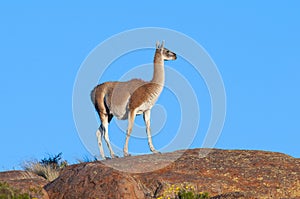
0 1 299 170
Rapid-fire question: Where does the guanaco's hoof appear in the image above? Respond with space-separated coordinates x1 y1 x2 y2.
106 155 119 159
124 153 131 157
113 155 119 158
105 154 119 159
152 150 161 154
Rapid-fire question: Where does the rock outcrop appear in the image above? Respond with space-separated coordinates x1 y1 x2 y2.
44 148 300 199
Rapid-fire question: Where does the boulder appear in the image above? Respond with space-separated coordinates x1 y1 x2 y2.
45 148 300 198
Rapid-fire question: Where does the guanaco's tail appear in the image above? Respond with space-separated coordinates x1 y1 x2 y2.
90 86 97 106
91 84 108 116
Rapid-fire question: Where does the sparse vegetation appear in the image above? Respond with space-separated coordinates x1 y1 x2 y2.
22 153 67 181
157 183 209 199
76 155 98 163
0 182 30 199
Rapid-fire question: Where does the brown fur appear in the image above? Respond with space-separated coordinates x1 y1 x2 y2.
129 82 162 110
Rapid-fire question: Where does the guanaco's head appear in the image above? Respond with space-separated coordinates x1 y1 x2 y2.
156 41 177 61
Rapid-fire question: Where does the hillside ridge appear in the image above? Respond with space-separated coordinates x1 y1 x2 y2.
1 148 300 198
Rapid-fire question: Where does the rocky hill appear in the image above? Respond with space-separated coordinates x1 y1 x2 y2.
1 148 300 198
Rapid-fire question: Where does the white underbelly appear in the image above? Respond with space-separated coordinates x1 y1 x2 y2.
110 102 129 120
136 101 154 115
109 100 154 119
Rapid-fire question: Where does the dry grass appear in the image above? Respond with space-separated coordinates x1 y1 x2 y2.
22 153 67 182
22 161 60 182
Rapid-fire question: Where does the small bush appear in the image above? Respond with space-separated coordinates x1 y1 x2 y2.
39 152 67 169
0 182 30 199
177 188 209 199
23 153 67 181
76 155 98 163
156 183 209 199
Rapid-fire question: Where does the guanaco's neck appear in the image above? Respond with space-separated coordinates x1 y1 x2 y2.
151 51 164 86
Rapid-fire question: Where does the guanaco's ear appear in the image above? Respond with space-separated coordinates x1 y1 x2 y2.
160 40 165 49
156 41 160 49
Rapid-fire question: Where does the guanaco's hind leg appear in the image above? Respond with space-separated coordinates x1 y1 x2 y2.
96 127 105 160
143 109 159 153
97 112 115 159
123 109 137 157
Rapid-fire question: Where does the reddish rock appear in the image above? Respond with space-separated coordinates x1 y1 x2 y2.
45 148 300 199
0 170 49 199
45 163 144 199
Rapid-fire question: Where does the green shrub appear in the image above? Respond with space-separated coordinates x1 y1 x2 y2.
177 188 209 199
156 183 209 199
0 182 30 199
39 152 67 169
